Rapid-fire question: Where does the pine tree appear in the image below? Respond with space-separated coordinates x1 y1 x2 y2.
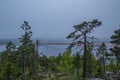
66 19 101 79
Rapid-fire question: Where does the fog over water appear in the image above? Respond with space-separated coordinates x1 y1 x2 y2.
0 38 111 56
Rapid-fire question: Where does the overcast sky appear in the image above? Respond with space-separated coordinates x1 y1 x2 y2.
0 0 120 41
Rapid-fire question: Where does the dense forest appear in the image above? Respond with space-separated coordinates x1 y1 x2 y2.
0 19 120 80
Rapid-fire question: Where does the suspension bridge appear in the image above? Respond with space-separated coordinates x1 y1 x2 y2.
37 41 119 47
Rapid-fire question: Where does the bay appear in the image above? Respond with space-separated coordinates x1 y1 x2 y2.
0 39 68 56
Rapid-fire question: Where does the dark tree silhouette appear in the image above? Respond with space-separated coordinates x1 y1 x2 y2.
110 28 120 62
19 21 32 80
97 42 108 79
66 19 101 79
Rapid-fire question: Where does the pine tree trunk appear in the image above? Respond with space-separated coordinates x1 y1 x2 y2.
83 33 87 79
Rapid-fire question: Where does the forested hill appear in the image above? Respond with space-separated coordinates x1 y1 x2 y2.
0 39 19 45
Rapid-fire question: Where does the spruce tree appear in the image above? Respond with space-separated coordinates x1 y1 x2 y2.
97 42 108 79
19 21 34 80
110 28 120 71
110 28 120 61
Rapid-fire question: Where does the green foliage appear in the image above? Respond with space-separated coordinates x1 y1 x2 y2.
1 20 120 80
57 49 74 73
0 42 17 80
96 42 109 79
73 52 82 79
0 21 38 80
110 28 120 62
0 59 15 80
6 41 16 52
106 60 116 73
18 21 38 80
39 55 51 71
86 47 97 78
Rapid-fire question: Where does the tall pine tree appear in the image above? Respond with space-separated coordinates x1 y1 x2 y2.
66 19 101 79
